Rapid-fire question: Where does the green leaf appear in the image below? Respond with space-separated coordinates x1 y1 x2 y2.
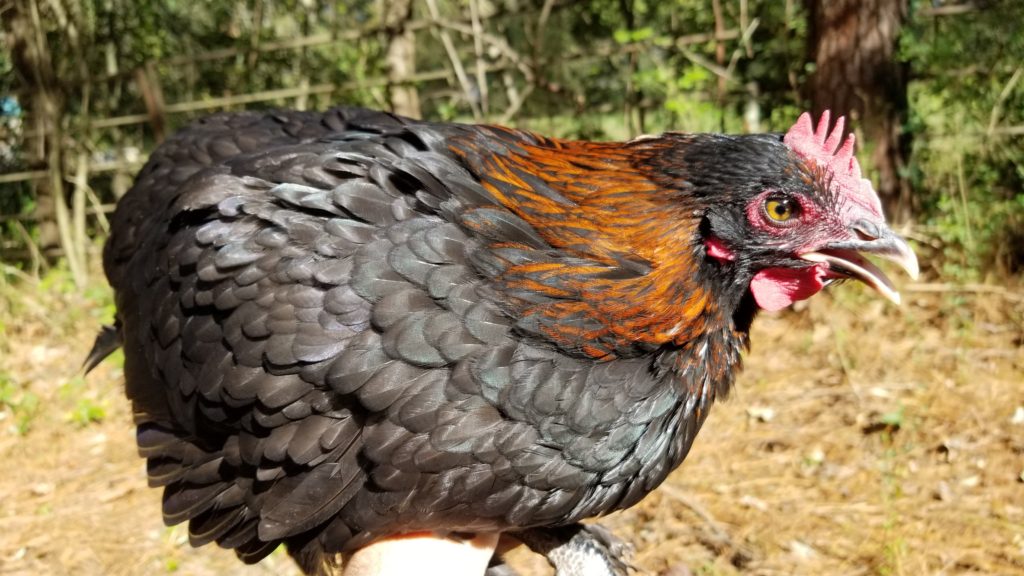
879 407 905 429
632 27 654 42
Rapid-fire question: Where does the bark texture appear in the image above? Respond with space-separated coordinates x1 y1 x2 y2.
3 0 64 255
805 0 912 220
383 0 421 118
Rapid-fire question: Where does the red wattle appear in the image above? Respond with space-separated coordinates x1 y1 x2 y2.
750 265 828 311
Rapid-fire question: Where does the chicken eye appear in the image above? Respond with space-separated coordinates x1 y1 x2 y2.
764 196 799 224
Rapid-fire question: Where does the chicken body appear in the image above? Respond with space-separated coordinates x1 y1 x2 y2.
98 107 914 573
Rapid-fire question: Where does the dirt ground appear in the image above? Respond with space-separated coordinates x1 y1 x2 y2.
0 269 1021 576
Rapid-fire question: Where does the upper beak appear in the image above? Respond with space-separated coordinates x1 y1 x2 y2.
799 221 919 305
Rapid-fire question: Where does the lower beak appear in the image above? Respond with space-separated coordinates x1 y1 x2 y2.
800 228 919 305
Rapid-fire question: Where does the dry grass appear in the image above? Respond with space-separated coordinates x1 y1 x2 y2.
0 266 1021 576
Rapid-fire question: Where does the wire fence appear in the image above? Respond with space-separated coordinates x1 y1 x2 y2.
4 1 998 284
1 0 763 285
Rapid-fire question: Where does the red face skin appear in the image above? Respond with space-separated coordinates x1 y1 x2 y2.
706 186 884 312
705 231 832 312
744 189 835 312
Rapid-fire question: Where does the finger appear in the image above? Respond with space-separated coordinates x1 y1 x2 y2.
343 531 500 576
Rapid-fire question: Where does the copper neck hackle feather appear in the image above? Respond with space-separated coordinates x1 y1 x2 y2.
451 129 726 359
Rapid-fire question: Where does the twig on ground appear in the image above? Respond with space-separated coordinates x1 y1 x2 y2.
906 282 1024 302
423 0 482 120
658 485 733 549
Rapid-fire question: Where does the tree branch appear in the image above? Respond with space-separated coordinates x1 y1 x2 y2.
424 0 482 119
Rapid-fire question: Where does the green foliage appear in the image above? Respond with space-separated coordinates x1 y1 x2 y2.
613 26 655 44
0 372 40 436
1 0 1021 280
61 376 107 427
37 265 80 296
878 406 905 430
0 266 120 439
69 397 107 426
904 1 1024 278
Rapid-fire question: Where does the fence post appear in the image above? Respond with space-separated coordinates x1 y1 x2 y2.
136 62 167 143
384 0 421 118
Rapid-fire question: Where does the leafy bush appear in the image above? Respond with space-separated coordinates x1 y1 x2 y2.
904 1 1024 278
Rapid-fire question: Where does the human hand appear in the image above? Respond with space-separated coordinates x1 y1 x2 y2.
343 532 499 576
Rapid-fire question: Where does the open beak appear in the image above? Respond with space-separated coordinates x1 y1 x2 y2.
800 224 919 305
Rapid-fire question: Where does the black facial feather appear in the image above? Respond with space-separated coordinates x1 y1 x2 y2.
635 133 798 198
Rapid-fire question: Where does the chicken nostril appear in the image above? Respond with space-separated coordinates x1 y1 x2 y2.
852 219 881 241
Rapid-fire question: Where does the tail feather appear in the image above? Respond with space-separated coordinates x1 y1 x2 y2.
83 323 122 374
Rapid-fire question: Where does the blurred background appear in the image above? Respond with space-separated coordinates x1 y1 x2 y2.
0 1 1022 575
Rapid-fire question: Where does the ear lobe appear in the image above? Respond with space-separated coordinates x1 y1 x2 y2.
705 237 736 262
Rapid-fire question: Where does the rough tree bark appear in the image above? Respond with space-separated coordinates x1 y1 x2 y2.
382 0 421 118
3 0 64 258
804 0 912 221
3 0 91 285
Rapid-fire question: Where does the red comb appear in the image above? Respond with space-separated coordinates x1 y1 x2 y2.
783 111 883 218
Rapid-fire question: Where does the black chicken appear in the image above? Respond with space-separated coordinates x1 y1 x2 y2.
89 107 918 574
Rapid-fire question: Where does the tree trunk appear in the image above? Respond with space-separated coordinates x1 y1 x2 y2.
4 0 64 258
804 0 912 221
4 0 92 286
383 0 421 118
